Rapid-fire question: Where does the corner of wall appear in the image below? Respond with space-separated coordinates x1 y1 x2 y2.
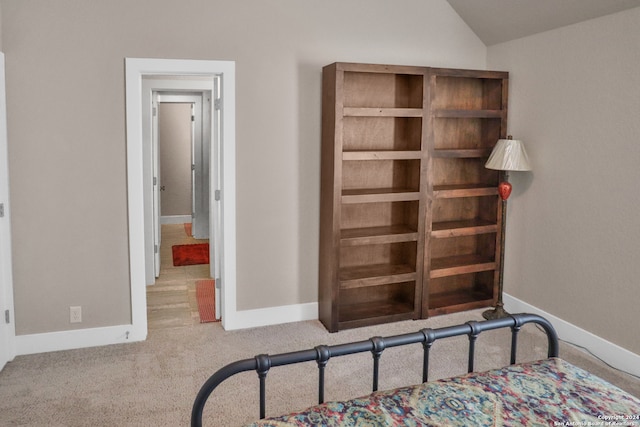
504 294 640 378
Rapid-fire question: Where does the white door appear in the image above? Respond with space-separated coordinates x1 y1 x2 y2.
211 78 222 319
152 92 161 277
0 52 16 371
189 95 208 240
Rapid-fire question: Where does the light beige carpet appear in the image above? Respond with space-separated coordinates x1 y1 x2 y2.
0 309 638 426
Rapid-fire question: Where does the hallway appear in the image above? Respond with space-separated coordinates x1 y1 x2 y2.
146 223 211 329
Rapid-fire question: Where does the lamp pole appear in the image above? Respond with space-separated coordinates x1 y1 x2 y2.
483 136 531 320
483 171 511 320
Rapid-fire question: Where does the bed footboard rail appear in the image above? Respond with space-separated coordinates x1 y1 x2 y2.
191 313 558 427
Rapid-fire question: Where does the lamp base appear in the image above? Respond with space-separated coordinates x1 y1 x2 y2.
482 304 510 320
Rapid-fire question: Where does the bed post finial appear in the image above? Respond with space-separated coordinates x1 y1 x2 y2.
255 354 272 419
315 345 331 404
466 321 481 373
420 328 436 382
370 337 386 392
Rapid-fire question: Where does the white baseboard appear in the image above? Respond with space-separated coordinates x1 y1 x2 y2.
15 296 640 381
160 215 191 225
15 324 146 356
224 302 318 331
504 293 640 377
14 302 319 355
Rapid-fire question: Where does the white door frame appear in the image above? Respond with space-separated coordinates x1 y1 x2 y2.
151 91 161 278
156 93 210 240
153 93 205 278
125 58 237 337
0 52 16 371
143 80 212 284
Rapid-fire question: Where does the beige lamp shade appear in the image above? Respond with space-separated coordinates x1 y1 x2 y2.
485 138 532 171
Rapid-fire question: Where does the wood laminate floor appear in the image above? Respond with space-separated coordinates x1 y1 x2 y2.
146 223 210 329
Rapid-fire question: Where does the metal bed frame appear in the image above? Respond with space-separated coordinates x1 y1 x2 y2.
191 313 559 427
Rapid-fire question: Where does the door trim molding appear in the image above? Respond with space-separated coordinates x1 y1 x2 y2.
0 52 16 369
125 57 237 338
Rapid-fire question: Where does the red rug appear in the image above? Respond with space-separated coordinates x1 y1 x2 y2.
172 243 209 266
196 279 218 323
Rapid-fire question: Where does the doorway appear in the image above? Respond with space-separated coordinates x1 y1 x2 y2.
145 81 218 320
147 94 212 328
152 92 211 276
125 58 237 340
158 102 195 228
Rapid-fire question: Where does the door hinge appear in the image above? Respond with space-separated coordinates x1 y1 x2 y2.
154 244 158 254
214 189 221 201
4 309 9 324
153 177 157 186
153 106 157 117
191 164 195 171
215 279 221 289
0 203 4 218
191 115 195 122
191 212 195 219
214 98 222 111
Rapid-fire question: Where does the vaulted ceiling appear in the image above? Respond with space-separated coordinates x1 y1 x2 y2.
446 0 640 45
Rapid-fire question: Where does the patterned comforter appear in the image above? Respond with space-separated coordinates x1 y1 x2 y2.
246 358 640 426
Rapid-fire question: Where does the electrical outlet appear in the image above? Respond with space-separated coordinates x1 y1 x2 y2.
70 306 82 323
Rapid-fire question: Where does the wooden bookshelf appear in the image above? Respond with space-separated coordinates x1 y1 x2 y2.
319 62 508 331
423 68 508 318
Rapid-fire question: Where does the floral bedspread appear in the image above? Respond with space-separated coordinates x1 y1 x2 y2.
246 358 640 426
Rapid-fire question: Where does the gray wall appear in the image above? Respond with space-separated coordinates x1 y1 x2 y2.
2 0 486 334
4 0 639 357
159 103 192 217
488 7 640 354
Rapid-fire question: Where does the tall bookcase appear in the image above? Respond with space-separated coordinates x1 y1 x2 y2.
319 62 508 332
425 68 508 317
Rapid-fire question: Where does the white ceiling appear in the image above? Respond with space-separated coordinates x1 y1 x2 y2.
446 0 640 45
